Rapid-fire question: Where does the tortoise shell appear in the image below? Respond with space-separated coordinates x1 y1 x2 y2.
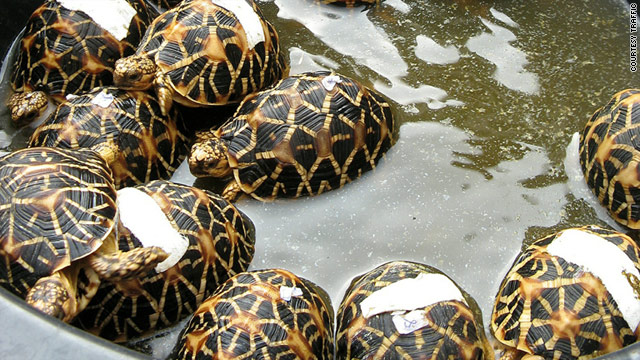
73 180 255 342
491 225 640 359
130 0 287 107
336 260 492 360
10 0 150 103
579 89 640 229
191 71 395 200
172 268 334 359
29 87 190 189
0 147 117 298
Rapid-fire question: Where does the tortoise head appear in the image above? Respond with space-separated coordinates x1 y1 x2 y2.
189 132 232 178
114 55 156 90
8 91 49 128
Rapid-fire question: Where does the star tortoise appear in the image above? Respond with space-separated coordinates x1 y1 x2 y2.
73 180 256 342
336 260 493 359
189 71 395 201
491 225 640 359
172 268 334 359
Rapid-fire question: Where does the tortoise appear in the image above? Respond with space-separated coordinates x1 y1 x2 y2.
336 260 493 360
8 0 152 128
113 0 288 116
29 87 190 189
0 147 168 322
72 180 256 342
188 71 395 201
579 89 640 229
172 268 335 359
491 225 640 359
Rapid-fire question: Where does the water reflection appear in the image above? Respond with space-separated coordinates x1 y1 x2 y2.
170 121 568 326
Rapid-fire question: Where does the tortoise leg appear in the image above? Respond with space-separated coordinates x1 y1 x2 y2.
222 181 243 202
26 272 77 322
8 91 49 128
154 73 174 116
87 246 169 281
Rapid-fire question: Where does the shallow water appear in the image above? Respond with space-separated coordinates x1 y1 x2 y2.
1 0 639 358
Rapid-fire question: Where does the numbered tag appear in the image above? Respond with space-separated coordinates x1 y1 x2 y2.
280 286 303 301
392 309 429 335
91 91 115 108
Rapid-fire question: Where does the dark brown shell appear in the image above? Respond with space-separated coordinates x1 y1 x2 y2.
136 0 288 107
172 268 334 359
73 180 255 342
336 261 491 360
579 89 640 228
217 71 394 200
491 225 640 359
11 0 150 102
29 87 190 189
0 147 117 298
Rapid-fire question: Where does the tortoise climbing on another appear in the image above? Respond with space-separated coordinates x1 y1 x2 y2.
29 87 189 189
73 180 256 342
113 0 288 116
189 71 395 201
579 89 640 229
0 147 168 322
9 0 151 128
491 225 640 359
172 268 334 359
336 260 493 360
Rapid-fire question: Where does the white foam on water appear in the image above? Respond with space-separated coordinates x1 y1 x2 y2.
359 272 466 318
547 228 640 330
211 0 266 49
117 187 189 273
58 0 136 41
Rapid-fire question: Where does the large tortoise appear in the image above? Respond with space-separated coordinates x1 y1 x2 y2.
579 89 640 228
336 260 493 359
113 0 288 116
9 0 151 127
29 87 190 189
189 71 395 201
172 268 334 359
73 180 256 341
0 147 167 322
491 225 640 359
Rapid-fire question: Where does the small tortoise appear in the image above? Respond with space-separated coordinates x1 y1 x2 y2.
172 268 335 359
336 260 493 360
491 225 640 359
579 89 640 229
73 180 256 342
113 0 288 116
9 0 151 127
189 71 395 201
0 147 168 322
29 87 190 189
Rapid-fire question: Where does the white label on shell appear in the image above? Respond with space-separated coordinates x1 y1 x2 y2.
58 0 136 41
547 229 640 330
359 273 466 319
392 309 429 334
117 187 189 273
90 91 115 108
211 0 265 49
280 286 303 301
321 75 342 91
65 94 79 101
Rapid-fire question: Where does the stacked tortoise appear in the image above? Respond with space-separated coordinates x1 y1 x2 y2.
189 71 395 201
491 225 640 359
0 147 168 322
579 89 640 229
113 0 288 116
28 87 190 189
9 0 152 127
73 180 256 342
336 260 493 360
172 268 334 359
